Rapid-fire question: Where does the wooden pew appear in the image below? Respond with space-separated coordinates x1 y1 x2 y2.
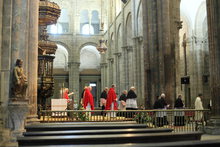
18 132 202 146
25 124 147 132
23 128 173 136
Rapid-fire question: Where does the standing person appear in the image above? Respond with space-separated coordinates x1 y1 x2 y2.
100 87 108 115
195 93 204 121
79 86 87 109
119 90 127 110
126 87 137 118
174 95 185 126
63 88 70 102
153 95 164 127
159 93 169 126
63 88 74 103
105 84 118 117
83 86 94 117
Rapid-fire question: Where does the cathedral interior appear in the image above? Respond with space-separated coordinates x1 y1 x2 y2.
1 0 220 146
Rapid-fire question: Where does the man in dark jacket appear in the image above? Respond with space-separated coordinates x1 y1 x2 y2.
100 87 108 115
174 95 185 126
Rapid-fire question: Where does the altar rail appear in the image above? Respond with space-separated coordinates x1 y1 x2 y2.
40 109 210 132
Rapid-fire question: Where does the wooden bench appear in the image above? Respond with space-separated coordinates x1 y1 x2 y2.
18 132 202 146
25 124 147 132
23 128 173 136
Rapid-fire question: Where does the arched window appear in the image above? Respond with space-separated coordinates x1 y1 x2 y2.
80 10 89 34
91 10 100 34
82 24 94 35
48 9 69 34
48 24 63 34
80 10 100 35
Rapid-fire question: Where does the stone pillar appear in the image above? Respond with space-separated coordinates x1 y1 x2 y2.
11 0 29 69
133 36 144 106
127 46 134 88
108 57 114 85
142 0 180 108
69 62 80 107
205 0 220 134
122 46 129 90
114 52 122 94
26 0 39 124
100 63 107 90
0 0 13 145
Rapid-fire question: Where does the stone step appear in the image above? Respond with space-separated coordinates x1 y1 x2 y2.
25 124 147 132
23 128 173 136
18 132 202 146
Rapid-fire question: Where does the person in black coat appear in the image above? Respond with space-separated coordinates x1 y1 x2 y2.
174 95 185 126
100 87 108 115
119 90 127 110
126 87 137 118
154 93 169 127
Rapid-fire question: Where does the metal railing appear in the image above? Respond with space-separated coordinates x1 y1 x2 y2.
39 109 210 132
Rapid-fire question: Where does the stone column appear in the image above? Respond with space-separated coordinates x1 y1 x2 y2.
114 52 122 94
205 0 220 134
69 62 80 107
0 0 13 144
108 57 114 85
122 46 129 89
142 0 180 108
11 0 29 69
133 36 144 106
126 46 133 88
100 63 107 90
26 0 39 124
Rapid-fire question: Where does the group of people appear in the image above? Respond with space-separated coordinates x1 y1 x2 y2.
153 93 205 127
62 85 206 124
100 85 138 111
80 84 138 117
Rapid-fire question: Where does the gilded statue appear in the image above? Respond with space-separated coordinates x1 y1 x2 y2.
11 59 28 99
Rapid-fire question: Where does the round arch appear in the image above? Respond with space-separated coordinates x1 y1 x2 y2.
136 1 143 36
54 44 69 69
79 45 100 70
116 24 122 52
125 12 132 46
195 1 207 37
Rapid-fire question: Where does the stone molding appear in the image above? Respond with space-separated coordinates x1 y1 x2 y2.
113 52 122 57
122 46 133 51
100 63 108 68
133 36 143 42
68 61 80 67
107 57 114 63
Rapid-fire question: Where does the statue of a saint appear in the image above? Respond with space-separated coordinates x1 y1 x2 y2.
11 59 28 99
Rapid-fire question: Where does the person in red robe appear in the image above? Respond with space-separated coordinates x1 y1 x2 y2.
62 88 74 103
105 84 118 117
83 86 94 110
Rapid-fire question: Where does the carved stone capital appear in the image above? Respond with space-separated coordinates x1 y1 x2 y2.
68 61 80 67
113 52 122 57
100 63 108 68
122 46 133 52
133 36 143 42
108 57 114 63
